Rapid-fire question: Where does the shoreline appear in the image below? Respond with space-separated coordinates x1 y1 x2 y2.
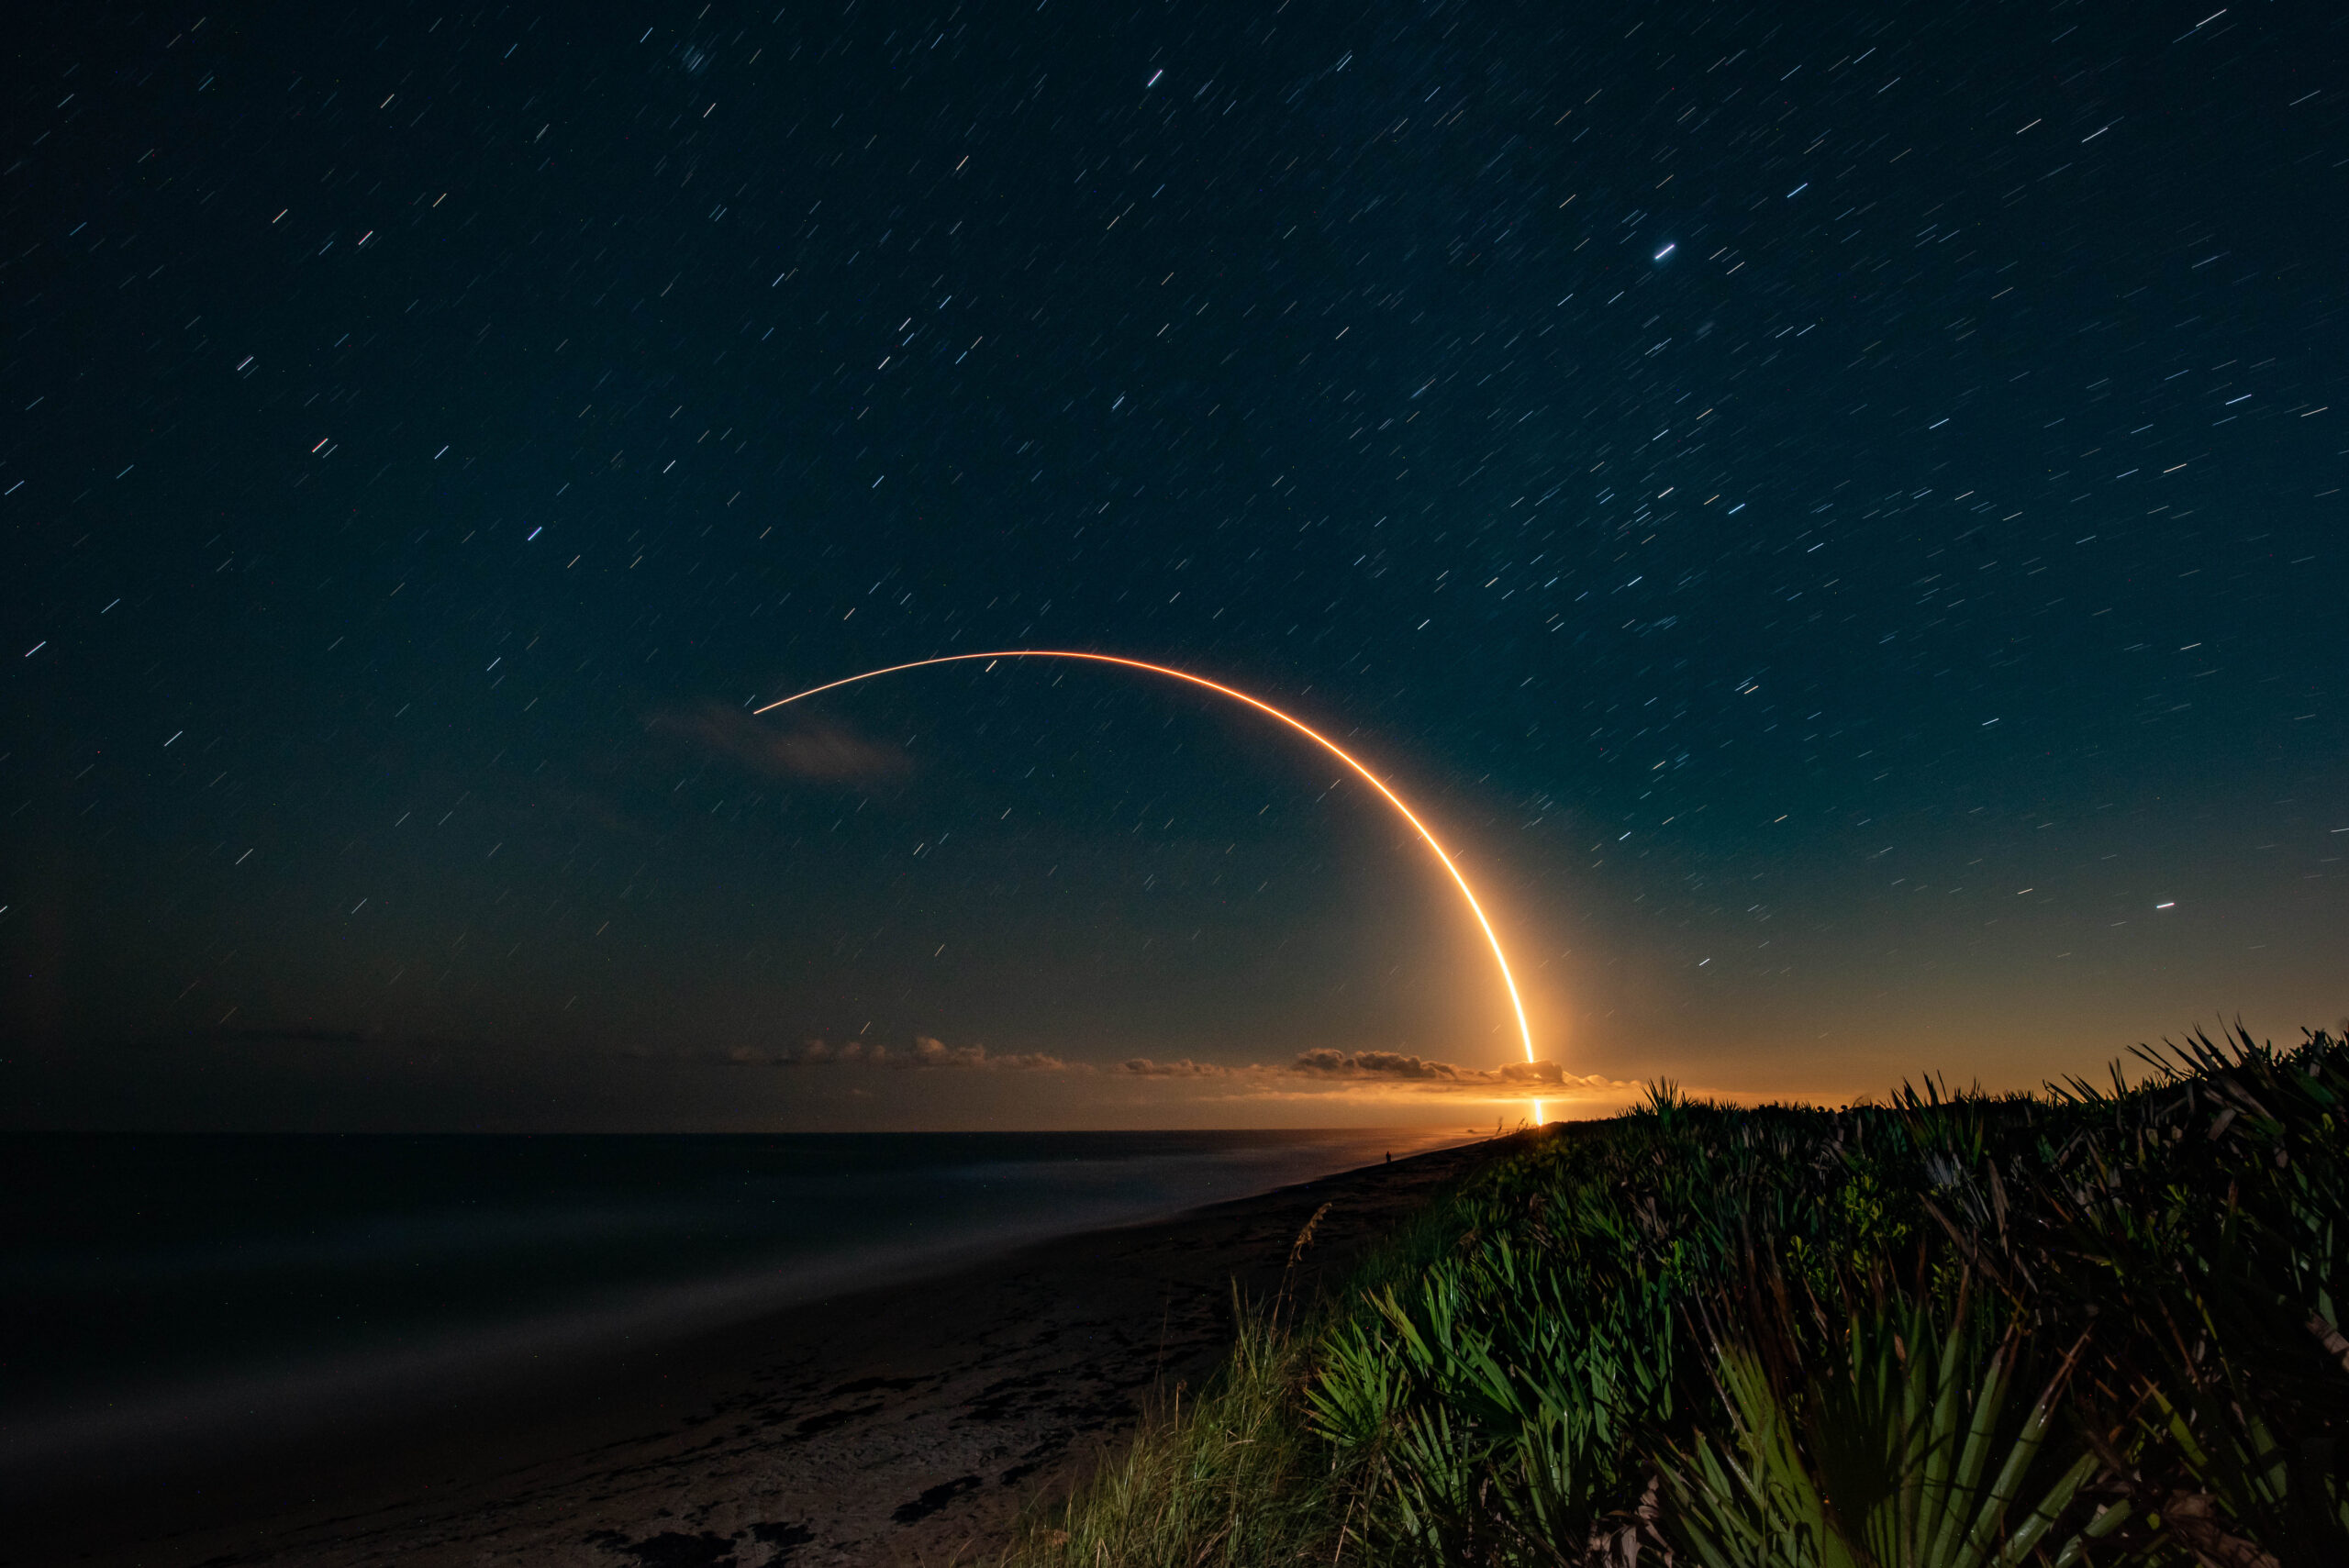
15 1136 1499 1568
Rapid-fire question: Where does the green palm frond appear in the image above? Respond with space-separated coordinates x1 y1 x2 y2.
1664 1292 2100 1568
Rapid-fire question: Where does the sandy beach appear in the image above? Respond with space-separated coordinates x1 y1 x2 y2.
17 1138 1494 1568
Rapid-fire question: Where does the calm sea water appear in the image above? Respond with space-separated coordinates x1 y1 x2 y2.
0 1128 1464 1473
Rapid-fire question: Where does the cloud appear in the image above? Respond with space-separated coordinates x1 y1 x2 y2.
704 1039 1616 1098
1119 1057 1232 1078
1119 1048 1631 1099
648 701 907 782
1291 1050 1620 1092
1291 1048 1456 1080
901 1035 1073 1072
724 1036 1074 1072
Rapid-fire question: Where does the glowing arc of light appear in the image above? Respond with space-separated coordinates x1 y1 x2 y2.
755 651 1543 1120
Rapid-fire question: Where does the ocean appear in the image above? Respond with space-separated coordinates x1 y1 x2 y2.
0 1127 1465 1485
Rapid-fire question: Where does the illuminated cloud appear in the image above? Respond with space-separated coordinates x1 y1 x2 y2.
1290 1049 1625 1095
724 1036 1075 1072
648 700 907 782
1291 1048 1453 1080
1117 1049 1631 1099
901 1035 1073 1072
1119 1057 1232 1078
703 1038 1620 1097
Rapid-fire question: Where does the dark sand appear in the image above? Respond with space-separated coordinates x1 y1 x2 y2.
20 1138 1497 1568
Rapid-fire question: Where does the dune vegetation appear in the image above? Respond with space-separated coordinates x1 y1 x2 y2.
1001 1026 2347 1568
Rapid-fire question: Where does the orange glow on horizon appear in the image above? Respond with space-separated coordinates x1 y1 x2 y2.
754 651 1547 1121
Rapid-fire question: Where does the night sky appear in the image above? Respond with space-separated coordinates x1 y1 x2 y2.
3 0 2343 1130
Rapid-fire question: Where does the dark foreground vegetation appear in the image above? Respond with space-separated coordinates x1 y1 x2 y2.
1003 1027 2347 1568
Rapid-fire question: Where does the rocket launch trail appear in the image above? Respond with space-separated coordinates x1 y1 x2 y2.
756 651 1546 1119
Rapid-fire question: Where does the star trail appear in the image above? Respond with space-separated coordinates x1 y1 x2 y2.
1 0 2342 1129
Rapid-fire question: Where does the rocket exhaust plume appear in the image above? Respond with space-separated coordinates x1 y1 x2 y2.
756 651 1546 1122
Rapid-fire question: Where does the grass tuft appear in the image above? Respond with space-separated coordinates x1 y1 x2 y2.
1001 1303 1338 1568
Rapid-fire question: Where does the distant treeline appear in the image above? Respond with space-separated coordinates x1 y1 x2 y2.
1006 1025 2347 1568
